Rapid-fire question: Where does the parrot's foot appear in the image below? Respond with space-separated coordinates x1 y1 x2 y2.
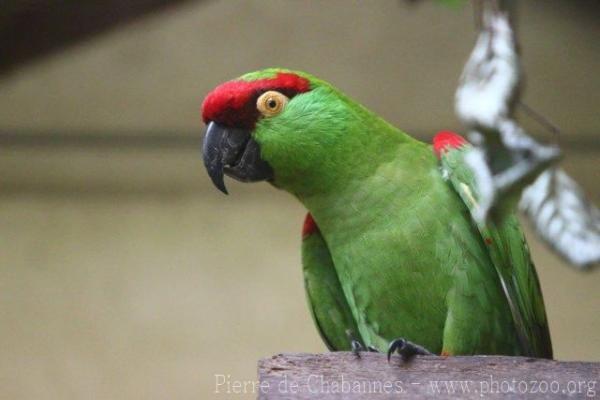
387 338 433 362
346 329 364 357
345 330 378 358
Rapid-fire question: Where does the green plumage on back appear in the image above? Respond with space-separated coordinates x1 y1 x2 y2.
202 68 552 358
437 140 552 357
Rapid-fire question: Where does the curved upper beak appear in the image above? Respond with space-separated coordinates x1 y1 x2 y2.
202 121 274 194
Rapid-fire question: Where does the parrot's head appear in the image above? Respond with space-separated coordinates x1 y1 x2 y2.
201 68 401 197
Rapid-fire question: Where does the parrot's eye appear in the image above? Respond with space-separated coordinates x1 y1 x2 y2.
257 91 288 117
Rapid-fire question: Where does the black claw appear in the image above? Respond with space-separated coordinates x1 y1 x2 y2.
351 340 364 357
387 338 406 362
367 346 380 353
387 338 433 362
346 329 365 358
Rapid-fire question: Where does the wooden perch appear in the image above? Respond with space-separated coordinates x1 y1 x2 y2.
258 353 599 399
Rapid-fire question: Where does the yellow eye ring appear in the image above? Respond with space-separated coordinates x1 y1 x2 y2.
257 91 289 117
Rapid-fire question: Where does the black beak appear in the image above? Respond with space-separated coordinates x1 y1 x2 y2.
202 121 274 194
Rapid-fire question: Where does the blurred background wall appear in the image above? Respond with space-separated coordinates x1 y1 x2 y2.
0 0 598 398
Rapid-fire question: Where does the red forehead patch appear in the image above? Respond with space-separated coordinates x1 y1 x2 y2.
201 72 311 129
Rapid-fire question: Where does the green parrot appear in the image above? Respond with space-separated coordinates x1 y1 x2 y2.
201 68 552 359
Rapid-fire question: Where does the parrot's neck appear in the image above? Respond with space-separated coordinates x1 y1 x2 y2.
288 125 435 239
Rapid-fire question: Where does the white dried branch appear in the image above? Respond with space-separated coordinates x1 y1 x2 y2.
520 168 600 269
453 2 599 270
455 5 560 223
455 9 519 129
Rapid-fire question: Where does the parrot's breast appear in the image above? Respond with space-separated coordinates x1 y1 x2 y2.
304 148 516 353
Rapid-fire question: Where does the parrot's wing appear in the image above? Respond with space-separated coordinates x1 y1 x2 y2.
301 213 362 351
434 132 553 359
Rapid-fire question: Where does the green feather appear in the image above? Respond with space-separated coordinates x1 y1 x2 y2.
439 143 552 358
302 225 363 351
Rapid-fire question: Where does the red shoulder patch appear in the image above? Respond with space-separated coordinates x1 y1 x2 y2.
302 213 319 239
433 131 468 159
